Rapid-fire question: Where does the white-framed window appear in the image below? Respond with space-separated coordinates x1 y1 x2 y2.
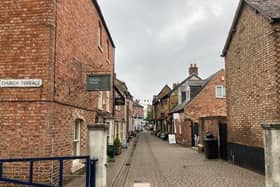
98 21 103 48
173 120 176 134
179 124 182 135
106 40 110 62
73 119 82 156
216 85 226 98
106 91 110 112
98 91 103 110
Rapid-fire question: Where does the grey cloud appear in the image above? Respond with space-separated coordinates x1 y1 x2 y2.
98 0 239 99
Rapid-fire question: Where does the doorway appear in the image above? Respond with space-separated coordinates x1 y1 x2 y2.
191 123 199 147
219 123 228 160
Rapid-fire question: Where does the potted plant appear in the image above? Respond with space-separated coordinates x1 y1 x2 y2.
113 137 122 155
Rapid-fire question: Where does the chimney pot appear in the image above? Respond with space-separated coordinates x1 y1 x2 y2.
189 64 198 76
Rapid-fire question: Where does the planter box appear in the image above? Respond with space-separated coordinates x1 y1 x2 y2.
114 145 122 155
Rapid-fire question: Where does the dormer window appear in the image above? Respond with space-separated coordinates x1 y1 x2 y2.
181 91 186 102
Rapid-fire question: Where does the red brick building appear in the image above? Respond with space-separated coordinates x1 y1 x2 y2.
174 69 227 157
222 0 280 173
132 100 144 131
112 78 133 144
0 0 115 184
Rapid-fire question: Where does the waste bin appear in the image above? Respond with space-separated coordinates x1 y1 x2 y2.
107 145 115 158
204 133 218 159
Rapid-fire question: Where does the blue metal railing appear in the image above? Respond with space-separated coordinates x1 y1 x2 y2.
0 156 98 187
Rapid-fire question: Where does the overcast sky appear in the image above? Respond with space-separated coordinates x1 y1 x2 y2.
98 0 239 101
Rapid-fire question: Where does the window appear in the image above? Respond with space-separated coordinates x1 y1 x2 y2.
73 120 82 156
181 91 186 102
98 91 103 109
106 40 110 61
216 85 226 98
98 21 102 48
179 124 182 135
186 90 190 101
174 120 176 133
106 91 110 112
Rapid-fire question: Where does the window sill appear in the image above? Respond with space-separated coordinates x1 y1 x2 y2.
215 96 226 99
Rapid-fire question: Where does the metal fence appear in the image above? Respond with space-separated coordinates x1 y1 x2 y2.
0 156 97 187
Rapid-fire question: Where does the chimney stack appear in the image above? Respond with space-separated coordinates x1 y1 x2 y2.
189 64 198 76
173 83 177 89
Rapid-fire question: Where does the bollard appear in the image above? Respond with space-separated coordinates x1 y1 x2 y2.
262 123 280 187
88 124 108 187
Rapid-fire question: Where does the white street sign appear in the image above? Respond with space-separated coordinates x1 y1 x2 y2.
0 79 42 88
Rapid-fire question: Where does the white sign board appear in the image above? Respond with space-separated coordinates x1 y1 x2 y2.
168 134 176 144
0 79 42 88
173 113 180 120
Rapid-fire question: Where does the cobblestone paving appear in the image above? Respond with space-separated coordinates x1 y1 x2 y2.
124 132 265 187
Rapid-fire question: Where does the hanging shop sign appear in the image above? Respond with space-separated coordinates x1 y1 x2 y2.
87 74 111 91
0 79 42 88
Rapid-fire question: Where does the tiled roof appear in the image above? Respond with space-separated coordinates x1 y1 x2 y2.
115 78 129 98
170 100 189 113
246 0 280 20
221 0 280 57
169 70 223 114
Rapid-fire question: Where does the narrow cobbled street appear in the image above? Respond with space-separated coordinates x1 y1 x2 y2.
112 132 264 187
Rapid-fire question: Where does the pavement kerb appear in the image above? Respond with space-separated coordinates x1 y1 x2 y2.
108 137 137 187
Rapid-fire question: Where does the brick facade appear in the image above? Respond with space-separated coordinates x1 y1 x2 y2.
184 69 226 122
223 1 280 173
175 69 227 147
225 5 279 149
0 0 115 185
152 85 171 132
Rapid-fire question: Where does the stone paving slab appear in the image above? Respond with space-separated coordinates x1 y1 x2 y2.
107 138 136 187
124 132 265 187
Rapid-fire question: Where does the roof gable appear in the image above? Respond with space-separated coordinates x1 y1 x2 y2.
169 74 202 95
170 69 224 114
157 85 171 99
221 0 280 57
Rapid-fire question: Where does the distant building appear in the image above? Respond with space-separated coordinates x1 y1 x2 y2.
173 69 227 154
221 0 280 173
152 85 172 132
139 99 152 119
132 100 144 131
169 64 206 134
110 78 133 145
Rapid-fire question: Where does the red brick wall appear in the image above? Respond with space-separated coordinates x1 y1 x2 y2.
225 5 280 148
55 0 114 111
0 0 56 101
175 119 192 146
133 105 144 118
114 105 125 120
0 102 50 158
175 69 226 146
0 0 115 185
184 69 226 121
